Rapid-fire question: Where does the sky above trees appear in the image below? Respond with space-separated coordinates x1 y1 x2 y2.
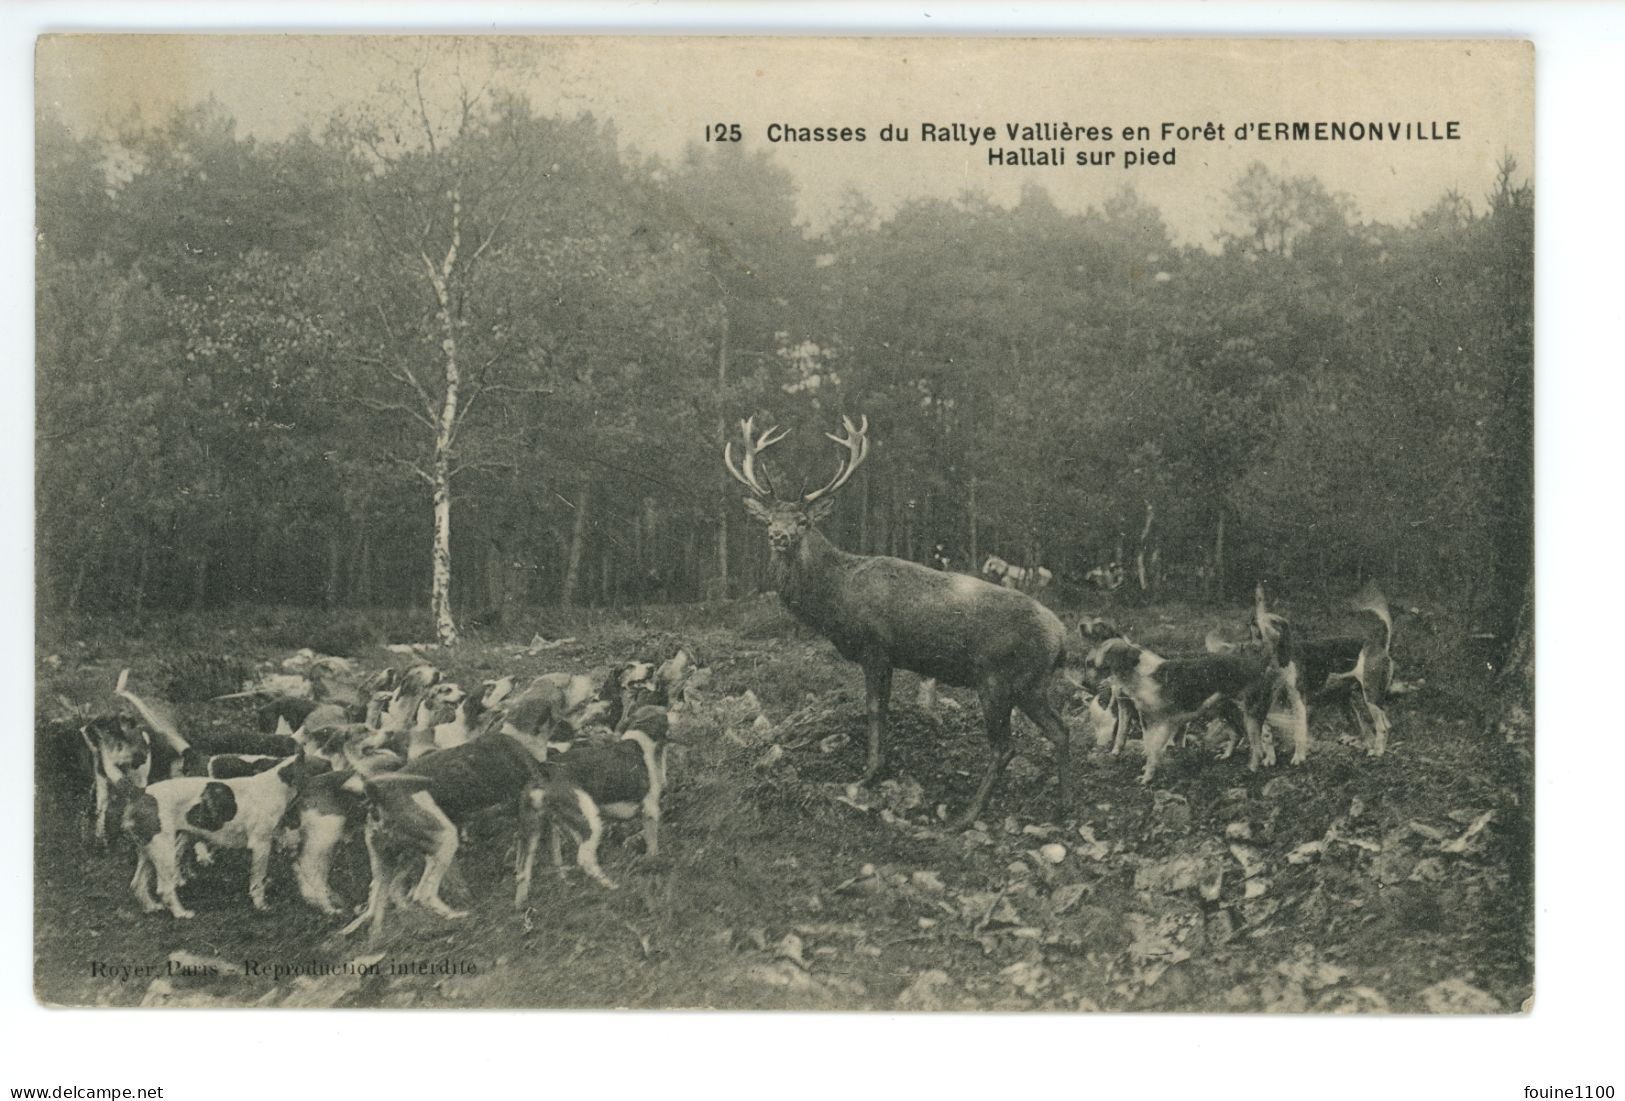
37 36 1533 245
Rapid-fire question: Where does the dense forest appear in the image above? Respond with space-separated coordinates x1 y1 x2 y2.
35 72 1533 646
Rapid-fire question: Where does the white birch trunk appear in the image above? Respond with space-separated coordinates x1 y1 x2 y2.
423 185 464 647
431 461 456 644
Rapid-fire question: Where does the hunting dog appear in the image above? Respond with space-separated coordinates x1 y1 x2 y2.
374 663 446 737
288 723 403 916
114 668 299 776
492 672 613 749
77 715 155 845
1084 614 1307 784
340 721 554 937
125 751 322 918
514 706 671 901
1074 616 1138 754
1253 585 1396 756
289 766 368 916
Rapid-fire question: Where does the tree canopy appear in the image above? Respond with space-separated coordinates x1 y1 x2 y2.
36 89 1532 640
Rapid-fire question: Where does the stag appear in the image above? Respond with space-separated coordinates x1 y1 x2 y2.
726 416 1073 829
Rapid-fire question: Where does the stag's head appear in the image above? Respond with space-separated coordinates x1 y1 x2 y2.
725 415 869 559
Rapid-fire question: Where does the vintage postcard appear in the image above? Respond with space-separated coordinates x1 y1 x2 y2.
35 35 1532 1011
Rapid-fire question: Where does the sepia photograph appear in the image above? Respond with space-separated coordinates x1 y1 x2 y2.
32 34 1534 1013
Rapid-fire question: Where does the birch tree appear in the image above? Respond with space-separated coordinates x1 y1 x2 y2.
330 42 547 644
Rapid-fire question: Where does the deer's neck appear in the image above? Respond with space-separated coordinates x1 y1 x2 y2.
778 527 857 628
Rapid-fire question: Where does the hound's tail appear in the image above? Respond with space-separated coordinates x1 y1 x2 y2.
113 669 191 755
1251 590 1297 670
1350 584 1393 651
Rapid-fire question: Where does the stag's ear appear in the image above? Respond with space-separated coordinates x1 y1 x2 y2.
806 497 835 525
742 497 773 524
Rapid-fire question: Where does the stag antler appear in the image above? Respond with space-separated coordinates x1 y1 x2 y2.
804 415 870 503
723 416 789 498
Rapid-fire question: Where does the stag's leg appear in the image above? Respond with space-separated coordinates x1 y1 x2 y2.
948 684 1016 832
1016 686 1072 819
857 662 893 787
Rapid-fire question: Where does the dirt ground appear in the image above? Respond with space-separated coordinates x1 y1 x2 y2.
33 598 1532 1011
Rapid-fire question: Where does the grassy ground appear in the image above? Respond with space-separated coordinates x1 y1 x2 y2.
33 596 1531 1011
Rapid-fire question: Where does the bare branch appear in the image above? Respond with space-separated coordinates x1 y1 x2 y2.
355 395 438 432
387 455 436 487
448 457 519 480
371 302 397 343
478 383 554 396
413 65 438 156
349 352 439 418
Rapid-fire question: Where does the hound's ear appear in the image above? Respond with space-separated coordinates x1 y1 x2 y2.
742 497 773 524
806 497 835 525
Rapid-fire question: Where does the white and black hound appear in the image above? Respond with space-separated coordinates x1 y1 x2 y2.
1253 585 1396 756
124 751 322 918
514 706 671 900
1084 613 1308 784
1074 616 1138 754
339 718 555 938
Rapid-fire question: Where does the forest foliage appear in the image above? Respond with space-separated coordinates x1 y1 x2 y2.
35 77 1533 641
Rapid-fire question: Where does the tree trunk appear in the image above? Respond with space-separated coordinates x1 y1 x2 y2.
323 533 341 611
430 458 457 644
1136 502 1154 593
684 528 698 601
67 555 88 613
68 529 100 613
191 548 210 611
357 525 372 607
1212 508 1226 601
421 183 466 645
715 308 730 599
132 527 151 616
561 480 592 608
968 475 979 567
859 471 870 554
